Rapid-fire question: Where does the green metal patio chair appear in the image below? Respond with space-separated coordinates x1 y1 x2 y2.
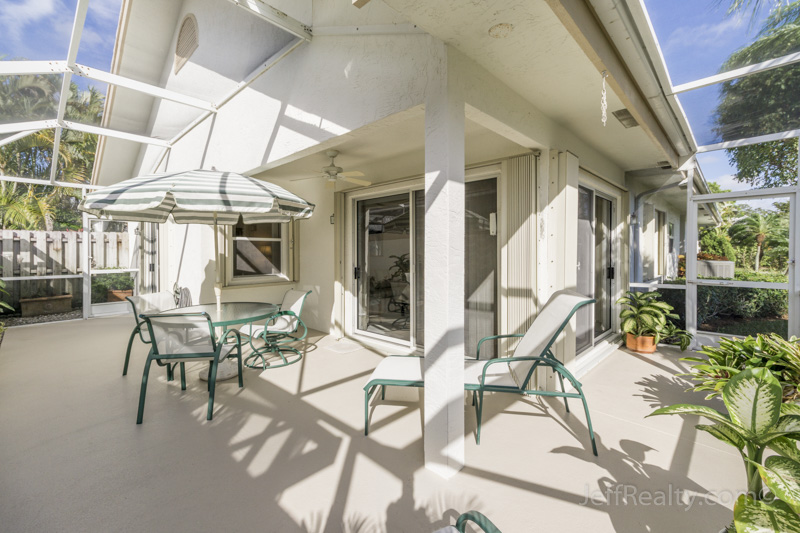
123 291 177 377
136 312 243 423
363 289 598 456
241 289 311 370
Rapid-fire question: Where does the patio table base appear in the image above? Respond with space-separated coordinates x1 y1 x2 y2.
198 359 240 382
244 345 302 370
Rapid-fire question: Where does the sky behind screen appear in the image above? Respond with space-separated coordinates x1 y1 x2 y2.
1 0 783 195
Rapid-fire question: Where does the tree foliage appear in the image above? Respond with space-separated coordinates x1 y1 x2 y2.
729 211 788 271
714 2 800 188
0 61 104 230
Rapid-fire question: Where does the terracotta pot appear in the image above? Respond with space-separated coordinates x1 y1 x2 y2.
626 333 657 354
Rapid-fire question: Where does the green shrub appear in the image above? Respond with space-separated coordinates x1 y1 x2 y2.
699 227 736 261
734 268 788 283
91 273 135 304
697 285 787 324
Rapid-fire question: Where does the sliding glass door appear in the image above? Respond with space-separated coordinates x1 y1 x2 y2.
354 178 498 355
576 186 616 354
355 194 411 341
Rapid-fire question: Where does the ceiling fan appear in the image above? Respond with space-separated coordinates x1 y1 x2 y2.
292 149 371 187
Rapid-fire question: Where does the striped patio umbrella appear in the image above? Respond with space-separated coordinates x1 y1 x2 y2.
78 169 315 306
78 169 314 224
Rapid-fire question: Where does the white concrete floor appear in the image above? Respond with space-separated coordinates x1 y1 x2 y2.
0 316 742 532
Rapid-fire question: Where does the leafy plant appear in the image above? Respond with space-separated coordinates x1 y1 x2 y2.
700 226 736 262
729 212 788 273
91 272 135 304
388 253 410 281
661 322 693 351
649 368 800 532
617 291 691 349
0 278 13 336
682 334 800 401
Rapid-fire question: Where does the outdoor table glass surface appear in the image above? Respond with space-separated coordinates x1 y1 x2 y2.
160 302 279 327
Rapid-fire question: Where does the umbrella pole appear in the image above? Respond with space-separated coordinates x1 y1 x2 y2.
214 212 222 312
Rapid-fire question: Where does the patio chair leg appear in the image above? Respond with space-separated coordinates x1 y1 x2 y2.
475 390 485 445
236 347 243 388
123 326 138 376
136 356 153 424
180 362 186 391
381 385 385 401
364 389 370 436
167 363 174 382
575 384 598 456
557 372 570 413
207 362 212 391
207 360 218 421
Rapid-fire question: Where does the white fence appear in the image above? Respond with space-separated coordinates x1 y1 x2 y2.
0 229 131 309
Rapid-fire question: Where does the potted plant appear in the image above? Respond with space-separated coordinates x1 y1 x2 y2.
0 279 14 348
648 368 800 532
617 290 691 353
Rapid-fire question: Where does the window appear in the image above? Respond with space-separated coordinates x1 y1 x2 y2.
226 221 293 285
668 222 675 254
174 14 199 75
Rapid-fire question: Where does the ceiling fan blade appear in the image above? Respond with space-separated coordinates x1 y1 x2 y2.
290 175 323 182
341 176 372 186
338 170 365 177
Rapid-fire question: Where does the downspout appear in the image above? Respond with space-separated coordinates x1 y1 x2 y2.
631 178 688 282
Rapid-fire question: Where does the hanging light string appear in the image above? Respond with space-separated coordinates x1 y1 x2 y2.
601 70 609 127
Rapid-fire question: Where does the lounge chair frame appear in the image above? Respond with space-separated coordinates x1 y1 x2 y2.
364 292 598 456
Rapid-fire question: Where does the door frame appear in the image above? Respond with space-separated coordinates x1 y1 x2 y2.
343 166 502 351
576 172 623 355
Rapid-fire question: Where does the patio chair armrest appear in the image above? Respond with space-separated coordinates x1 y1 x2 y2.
476 334 524 360
477 356 580 389
220 328 242 349
455 511 501 533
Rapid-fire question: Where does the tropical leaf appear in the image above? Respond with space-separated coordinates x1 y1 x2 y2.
724 368 782 436
697 423 745 449
769 437 800 464
648 403 747 436
734 495 800 533
756 456 800 514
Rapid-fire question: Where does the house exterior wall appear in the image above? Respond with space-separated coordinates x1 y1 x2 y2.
117 1 632 373
627 178 685 284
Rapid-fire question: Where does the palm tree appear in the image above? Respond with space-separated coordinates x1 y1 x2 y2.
718 0 792 21
728 212 788 271
1 62 104 230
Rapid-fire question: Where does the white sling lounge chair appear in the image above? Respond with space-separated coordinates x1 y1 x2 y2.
363 289 598 455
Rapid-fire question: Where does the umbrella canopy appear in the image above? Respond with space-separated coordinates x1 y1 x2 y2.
78 169 315 309
78 169 314 224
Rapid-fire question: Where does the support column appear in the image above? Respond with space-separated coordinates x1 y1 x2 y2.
424 41 465 478
685 168 698 349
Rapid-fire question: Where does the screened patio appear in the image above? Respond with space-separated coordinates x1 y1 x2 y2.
0 316 741 532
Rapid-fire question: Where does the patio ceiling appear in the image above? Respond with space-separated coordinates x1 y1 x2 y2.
380 0 677 173
253 106 530 187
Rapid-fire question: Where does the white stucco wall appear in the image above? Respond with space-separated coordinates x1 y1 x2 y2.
627 179 685 283
123 1 636 336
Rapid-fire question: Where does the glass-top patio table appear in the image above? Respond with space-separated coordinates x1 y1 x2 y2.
161 302 279 381
162 302 279 328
